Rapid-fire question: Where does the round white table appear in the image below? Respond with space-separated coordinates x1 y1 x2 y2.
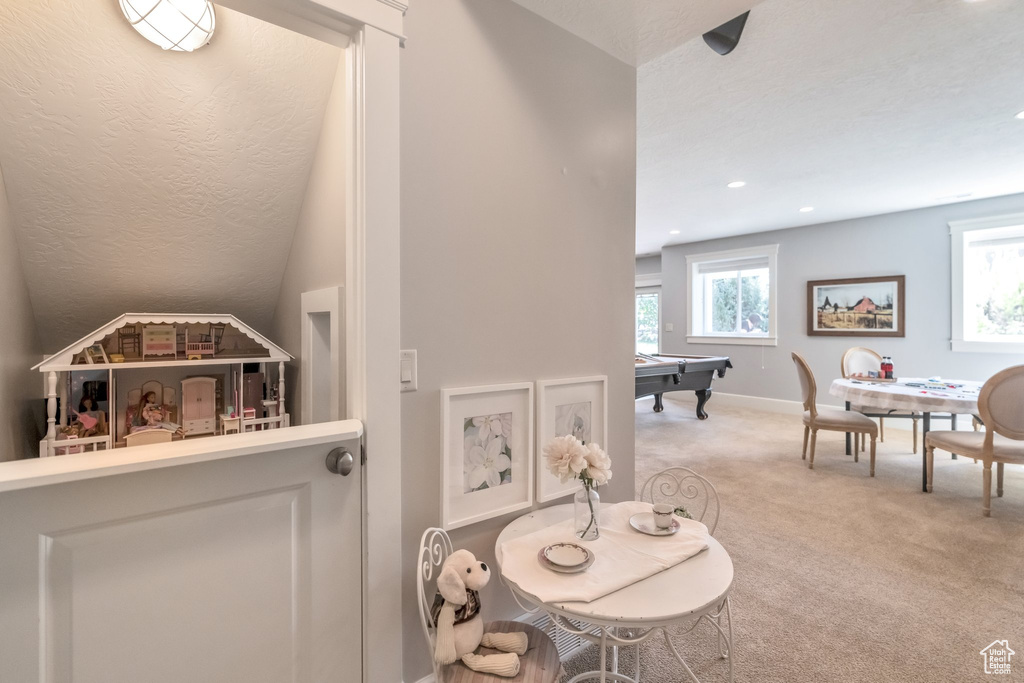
829 378 982 492
495 504 734 683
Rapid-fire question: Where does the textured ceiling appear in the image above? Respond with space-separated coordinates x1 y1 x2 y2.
508 0 757 67
0 1 341 349
637 0 1024 254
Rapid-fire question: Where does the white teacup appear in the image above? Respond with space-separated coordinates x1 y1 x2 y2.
652 503 674 529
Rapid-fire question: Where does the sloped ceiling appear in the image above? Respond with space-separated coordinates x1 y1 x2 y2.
508 0 757 67
0 1 341 350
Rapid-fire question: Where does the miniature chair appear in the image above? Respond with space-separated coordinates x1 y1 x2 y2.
118 324 141 356
841 346 919 451
417 528 562 683
925 365 1024 517
638 467 720 536
793 352 879 474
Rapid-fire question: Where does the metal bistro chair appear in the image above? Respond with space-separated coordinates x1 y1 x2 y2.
417 528 562 683
841 346 920 452
793 352 879 475
926 365 1024 517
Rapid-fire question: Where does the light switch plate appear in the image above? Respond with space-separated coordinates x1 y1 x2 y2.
665 323 674 332
400 349 418 392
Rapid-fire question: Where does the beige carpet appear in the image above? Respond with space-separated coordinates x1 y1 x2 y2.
562 396 1024 682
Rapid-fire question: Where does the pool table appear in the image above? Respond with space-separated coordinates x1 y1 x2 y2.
635 353 733 419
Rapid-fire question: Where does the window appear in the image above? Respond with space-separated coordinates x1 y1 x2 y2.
686 245 778 345
635 287 660 354
950 213 1024 353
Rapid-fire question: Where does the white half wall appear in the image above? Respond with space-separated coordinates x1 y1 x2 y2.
0 164 40 460
271 53 348 424
399 1 636 680
655 192 1024 408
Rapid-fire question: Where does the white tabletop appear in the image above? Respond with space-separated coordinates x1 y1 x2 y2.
829 377 981 414
495 504 733 628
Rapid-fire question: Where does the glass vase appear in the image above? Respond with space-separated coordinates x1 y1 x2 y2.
574 486 600 541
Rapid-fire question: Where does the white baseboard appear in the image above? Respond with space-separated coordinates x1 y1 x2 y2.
409 675 434 683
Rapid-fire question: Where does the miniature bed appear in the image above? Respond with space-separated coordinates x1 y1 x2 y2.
34 314 293 457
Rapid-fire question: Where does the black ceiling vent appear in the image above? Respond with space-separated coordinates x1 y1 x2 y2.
702 11 750 56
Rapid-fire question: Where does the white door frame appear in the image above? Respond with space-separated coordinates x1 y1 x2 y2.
301 286 345 424
194 1 406 680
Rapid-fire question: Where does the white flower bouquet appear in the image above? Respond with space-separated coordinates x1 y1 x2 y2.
542 435 612 539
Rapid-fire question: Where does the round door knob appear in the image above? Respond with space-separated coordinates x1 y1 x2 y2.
326 448 354 476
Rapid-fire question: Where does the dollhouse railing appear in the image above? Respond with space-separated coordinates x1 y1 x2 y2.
41 435 112 458
240 414 290 432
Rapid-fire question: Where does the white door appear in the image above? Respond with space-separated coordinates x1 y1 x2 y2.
0 421 363 683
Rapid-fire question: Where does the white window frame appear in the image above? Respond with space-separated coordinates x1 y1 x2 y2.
635 285 662 354
686 244 778 346
950 212 1024 353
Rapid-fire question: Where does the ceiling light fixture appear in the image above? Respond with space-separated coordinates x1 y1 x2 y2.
670 230 681 235
1016 110 1024 120
727 181 746 188
799 207 814 213
119 0 216 52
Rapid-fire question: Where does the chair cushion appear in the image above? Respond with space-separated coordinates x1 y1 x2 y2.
925 430 1024 463
804 408 878 435
443 620 563 683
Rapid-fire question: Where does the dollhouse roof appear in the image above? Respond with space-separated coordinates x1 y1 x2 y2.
33 314 292 372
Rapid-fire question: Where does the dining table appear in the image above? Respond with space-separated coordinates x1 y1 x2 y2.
495 501 734 683
829 377 983 492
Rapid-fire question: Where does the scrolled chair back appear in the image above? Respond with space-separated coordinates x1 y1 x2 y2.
791 352 817 418
841 346 881 379
978 365 1024 444
417 527 454 680
638 467 720 535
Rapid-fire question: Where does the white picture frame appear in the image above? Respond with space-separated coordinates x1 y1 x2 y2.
441 382 534 530
535 375 608 503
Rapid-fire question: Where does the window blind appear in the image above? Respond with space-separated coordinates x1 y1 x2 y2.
696 256 770 276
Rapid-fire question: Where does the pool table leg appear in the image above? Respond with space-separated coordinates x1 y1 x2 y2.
653 393 665 412
695 389 712 420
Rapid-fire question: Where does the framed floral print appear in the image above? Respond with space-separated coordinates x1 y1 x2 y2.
535 376 608 503
441 382 534 530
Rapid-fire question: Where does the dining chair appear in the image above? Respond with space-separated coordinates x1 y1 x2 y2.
925 365 1024 517
841 346 919 451
117 324 141 356
793 352 879 474
637 467 720 536
417 528 562 683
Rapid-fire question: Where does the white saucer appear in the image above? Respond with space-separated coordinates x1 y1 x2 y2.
537 545 594 574
629 512 680 536
543 542 589 567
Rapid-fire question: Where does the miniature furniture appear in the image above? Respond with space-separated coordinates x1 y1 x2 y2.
219 414 241 435
181 377 217 437
495 505 733 683
840 346 919 451
184 328 216 359
118 324 141 356
638 467 721 535
417 528 562 683
925 365 1024 517
792 352 879 475
143 325 176 359
125 429 172 447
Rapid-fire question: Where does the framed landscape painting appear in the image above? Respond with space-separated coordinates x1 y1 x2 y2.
535 376 608 503
807 275 905 337
440 382 533 530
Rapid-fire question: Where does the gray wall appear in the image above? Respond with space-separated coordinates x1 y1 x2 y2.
0 164 40 460
271 52 346 424
400 1 636 679
635 254 661 278
657 192 1024 407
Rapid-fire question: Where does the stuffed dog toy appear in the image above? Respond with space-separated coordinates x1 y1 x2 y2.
431 549 528 677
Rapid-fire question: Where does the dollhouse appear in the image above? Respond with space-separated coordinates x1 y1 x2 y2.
33 314 293 457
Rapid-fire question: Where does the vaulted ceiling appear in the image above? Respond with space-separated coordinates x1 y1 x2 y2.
511 0 1024 255
0 0 341 349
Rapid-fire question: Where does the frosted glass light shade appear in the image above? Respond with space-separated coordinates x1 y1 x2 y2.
119 0 216 52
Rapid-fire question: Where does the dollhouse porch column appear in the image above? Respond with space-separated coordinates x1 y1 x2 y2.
58 372 68 427
278 361 286 423
45 371 57 442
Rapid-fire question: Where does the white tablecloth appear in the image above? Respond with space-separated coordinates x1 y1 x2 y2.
499 500 709 604
829 377 981 413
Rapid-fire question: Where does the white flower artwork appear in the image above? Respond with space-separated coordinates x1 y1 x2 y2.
554 401 592 445
463 412 513 493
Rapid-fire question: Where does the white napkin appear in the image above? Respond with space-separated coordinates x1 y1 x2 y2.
499 500 709 604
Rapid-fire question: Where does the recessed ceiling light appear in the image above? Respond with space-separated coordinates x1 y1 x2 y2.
799 207 814 213
669 230 681 235
727 181 746 189
1016 110 1024 120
